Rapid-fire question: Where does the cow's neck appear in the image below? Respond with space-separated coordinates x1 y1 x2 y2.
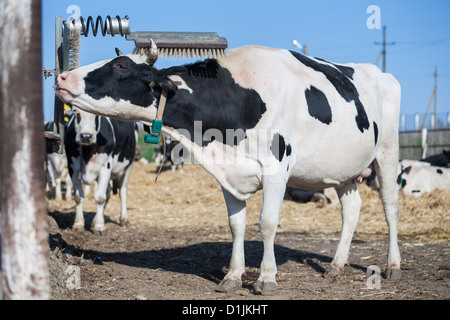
155 59 266 149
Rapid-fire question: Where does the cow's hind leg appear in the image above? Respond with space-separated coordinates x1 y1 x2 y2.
215 188 247 293
374 152 401 279
254 178 286 295
330 183 361 275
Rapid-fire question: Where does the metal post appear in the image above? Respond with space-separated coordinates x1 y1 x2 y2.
54 16 65 153
431 113 436 130
421 128 428 159
0 0 49 299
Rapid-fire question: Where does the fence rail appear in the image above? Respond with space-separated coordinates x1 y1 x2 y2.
399 127 450 160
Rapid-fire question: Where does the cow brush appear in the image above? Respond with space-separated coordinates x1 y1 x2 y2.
126 31 228 61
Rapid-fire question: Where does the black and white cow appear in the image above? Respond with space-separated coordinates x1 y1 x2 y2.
44 121 72 201
65 108 138 234
398 159 450 197
420 150 450 167
55 46 402 294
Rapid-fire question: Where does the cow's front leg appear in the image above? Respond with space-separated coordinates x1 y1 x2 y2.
329 183 361 275
72 172 85 231
64 171 73 201
118 164 133 227
91 167 112 235
215 187 247 293
254 178 286 295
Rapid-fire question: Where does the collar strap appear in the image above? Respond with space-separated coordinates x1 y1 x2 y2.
144 87 168 144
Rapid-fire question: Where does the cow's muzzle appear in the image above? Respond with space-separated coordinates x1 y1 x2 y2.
79 133 94 145
54 72 79 99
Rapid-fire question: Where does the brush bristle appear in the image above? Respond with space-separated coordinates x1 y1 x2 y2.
161 47 226 59
137 46 226 59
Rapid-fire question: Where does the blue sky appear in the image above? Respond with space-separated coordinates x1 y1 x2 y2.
42 0 450 122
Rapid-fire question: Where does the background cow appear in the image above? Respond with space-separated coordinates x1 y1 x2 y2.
284 187 338 207
55 45 402 294
154 135 184 172
65 108 138 234
420 150 450 167
398 159 450 197
44 121 72 201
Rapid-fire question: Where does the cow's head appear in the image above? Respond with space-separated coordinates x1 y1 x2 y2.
73 107 99 145
396 164 411 189
54 53 186 122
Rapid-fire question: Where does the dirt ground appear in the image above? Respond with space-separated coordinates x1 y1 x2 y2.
46 161 450 301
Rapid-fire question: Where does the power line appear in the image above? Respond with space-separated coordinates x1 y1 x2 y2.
389 20 450 29
389 37 450 54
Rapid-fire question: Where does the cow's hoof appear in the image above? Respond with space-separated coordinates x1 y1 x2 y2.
72 224 84 232
253 280 278 296
385 268 401 280
120 218 130 227
215 278 241 293
326 265 344 277
92 229 106 236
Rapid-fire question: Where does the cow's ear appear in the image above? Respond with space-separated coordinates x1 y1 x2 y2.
159 77 178 91
150 67 188 91
404 166 412 174
159 66 188 91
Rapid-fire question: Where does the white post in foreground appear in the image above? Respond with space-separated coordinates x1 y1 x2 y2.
0 0 49 299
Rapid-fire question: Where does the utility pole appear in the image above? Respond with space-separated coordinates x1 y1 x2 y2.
434 66 437 115
420 67 438 130
375 26 395 72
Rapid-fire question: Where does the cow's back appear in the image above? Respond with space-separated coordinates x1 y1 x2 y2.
219 46 400 189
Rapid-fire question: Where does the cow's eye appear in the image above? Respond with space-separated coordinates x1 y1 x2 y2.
115 63 127 71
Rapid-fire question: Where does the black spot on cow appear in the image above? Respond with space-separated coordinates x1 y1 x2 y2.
373 121 378 145
271 133 286 162
437 168 443 174
290 51 370 133
304 86 332 125
314 57 355 79
286 144 292 157
412 190 421 194
165 59 267 147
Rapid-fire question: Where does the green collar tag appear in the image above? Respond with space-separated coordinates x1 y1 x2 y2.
144 119 163 144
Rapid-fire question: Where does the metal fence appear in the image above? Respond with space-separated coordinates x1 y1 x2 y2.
399 112 450 160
